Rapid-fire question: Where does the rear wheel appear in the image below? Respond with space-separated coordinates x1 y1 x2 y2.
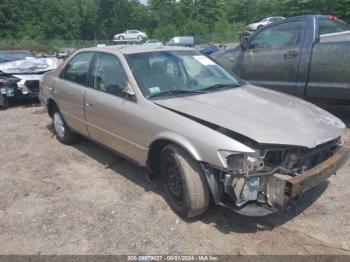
160 144 209 218
137 35 143 40
257 25 263 30
52 107 78 144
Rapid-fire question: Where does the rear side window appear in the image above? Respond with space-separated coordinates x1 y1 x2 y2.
319 18 350 35
249 21 304 49
61 52 94 85
91 53 128 98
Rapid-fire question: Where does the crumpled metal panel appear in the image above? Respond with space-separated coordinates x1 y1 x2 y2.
0 58 57 74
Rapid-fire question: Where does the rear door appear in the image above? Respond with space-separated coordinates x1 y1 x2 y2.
240 20 305 95
84 52 141 158
127 30 137 39
54 51 94 136
306 17 350 102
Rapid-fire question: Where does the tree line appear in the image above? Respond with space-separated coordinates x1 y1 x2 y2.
0 0 349 42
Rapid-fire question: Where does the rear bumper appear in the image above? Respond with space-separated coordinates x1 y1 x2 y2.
230 141 350 216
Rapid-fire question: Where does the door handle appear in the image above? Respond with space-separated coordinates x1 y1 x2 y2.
284 50 298 59
86 102 95 107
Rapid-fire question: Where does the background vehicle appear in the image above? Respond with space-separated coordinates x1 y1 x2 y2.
0 50 57 108
211 15 350 104
40 46 347 219
246 16 285 31
113 30 147 40
199 45 223 56
166 36 194 47
144 39 163 47
57 50 72 59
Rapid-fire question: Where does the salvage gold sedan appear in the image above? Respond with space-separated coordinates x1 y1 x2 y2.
39 45 349 218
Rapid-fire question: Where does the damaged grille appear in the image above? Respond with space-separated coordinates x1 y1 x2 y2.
264 138 340 172
4 77 20 90
25 80 39 93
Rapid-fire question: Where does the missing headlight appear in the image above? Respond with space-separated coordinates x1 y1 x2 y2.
224 153 264 175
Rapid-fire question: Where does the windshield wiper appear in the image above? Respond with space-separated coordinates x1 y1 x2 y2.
148 89 206 99
200 83 239 92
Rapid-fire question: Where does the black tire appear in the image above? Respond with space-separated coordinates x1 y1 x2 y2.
0 94 8 109
118 35 125 40
257 25 263 30
52 107 78 145
137 35 143 40
160 144 210 218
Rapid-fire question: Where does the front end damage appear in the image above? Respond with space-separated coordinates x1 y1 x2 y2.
0 58 57 108
202 136 350 216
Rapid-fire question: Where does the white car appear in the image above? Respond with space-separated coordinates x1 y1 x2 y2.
246 16 285 31
144 39 163 47
113 30 147 40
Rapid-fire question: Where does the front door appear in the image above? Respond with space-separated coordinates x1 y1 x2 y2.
240 20 304 95
84 52 140 159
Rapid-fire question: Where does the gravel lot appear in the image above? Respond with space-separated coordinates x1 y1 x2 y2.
0 102 350 255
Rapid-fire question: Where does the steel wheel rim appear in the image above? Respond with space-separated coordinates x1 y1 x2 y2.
166 159 184 204
53 112 65 138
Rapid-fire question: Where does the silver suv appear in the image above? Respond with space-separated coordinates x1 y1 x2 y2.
40 45 349 218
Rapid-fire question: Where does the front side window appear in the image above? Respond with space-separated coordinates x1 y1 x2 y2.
127 51 240 98
92 53 128 98
319 17 350 35
61 52 94 85
249 21 304 49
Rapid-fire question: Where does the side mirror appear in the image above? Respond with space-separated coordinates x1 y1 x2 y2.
241 36 249 51
122 81 136 100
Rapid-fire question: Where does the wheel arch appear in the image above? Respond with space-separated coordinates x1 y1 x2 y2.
47 98 59 117
147 134 202 179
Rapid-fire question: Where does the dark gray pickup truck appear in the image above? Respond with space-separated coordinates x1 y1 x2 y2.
211 15 350 104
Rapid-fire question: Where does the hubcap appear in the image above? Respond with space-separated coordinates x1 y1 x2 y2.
53 112 65 138
166 160 184 203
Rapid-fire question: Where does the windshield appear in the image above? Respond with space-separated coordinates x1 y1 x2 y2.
126 51 240 98
0 50 34 64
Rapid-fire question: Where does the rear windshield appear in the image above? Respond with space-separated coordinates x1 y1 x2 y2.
0 51 34 64
319 17 350 35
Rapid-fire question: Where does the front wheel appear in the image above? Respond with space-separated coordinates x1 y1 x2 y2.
52 108 78 144
160 144 210 218
0 94 8 109
257 25 263 30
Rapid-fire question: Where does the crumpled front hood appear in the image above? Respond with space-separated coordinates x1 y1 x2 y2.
154 85 346 148
0 58 57 74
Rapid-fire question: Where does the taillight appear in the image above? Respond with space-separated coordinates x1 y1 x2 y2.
327 15 337 20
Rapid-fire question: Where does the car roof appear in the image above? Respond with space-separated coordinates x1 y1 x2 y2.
285 14 335 20
79 45 194 55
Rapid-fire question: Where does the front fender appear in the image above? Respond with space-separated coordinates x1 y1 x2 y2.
152 131 202 161
151 128 255 170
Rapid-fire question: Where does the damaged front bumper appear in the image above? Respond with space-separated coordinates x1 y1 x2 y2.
0 74 42 99
206 140 350 217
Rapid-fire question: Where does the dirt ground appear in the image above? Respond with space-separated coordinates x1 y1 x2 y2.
0 102 350 255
